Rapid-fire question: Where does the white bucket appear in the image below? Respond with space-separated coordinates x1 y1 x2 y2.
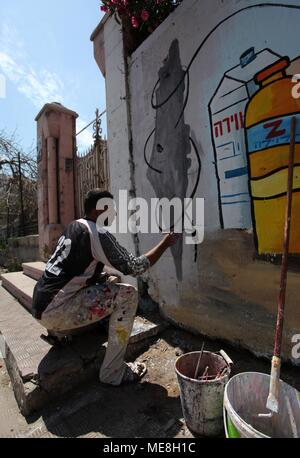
224 372 300 438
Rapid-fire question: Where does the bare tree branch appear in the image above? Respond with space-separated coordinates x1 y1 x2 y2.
0 130 38 238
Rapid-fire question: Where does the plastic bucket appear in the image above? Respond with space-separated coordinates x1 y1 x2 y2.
175 350 232 437
224 372 300 438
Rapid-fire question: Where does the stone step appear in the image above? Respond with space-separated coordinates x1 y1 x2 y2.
0 285 167 417
22 262 45 281
1 272 36 312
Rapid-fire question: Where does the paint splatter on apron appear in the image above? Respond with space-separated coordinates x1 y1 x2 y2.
39 282 138 385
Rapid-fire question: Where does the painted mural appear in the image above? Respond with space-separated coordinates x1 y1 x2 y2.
144 2 300 279
245 55 300 255
209 47 281 230
144 39 201 281
211 48 300 255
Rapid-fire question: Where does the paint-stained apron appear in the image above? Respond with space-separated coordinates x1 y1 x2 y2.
39 282 138 386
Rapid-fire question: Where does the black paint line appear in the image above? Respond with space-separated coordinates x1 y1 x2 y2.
208 71 226 109
252 188 300 200
250 163 300 181
175 67 190 128
143 127 162 174
221 84 245 99
253 55 290 85
222 74 248 85
249 69 297 95
244 99 260 253
150 3 300 112
208 104 224 229
218 48 282 100
188 136 201 201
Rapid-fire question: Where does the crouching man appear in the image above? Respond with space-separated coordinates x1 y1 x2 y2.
32 189 180 386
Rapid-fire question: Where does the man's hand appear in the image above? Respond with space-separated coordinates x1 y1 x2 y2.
145 232 182 267
107 275 121 284
163 232 182 247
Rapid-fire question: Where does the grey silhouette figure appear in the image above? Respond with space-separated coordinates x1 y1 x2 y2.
146 39 192 281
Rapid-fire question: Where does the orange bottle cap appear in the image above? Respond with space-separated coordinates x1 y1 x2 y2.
255 57 290 84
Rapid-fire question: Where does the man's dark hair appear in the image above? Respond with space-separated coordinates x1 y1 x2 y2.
84 189 114 214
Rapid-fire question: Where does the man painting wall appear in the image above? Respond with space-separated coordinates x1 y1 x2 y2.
32 189 180 386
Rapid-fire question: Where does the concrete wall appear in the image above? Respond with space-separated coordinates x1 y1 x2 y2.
91 15 138 285
95 0 300 363
7 235 39 264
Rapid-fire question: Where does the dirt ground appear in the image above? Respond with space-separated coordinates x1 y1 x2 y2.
0 324 299 438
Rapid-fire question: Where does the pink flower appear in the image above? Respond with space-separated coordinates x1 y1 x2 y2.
131 16 139 28
141 10 150 22
117 6 125 14
122 0 128 5
100 5 108 12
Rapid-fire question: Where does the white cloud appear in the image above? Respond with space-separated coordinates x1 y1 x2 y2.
0 22 93 150
0 51 64 107
0 22 64 107
76 119 94 152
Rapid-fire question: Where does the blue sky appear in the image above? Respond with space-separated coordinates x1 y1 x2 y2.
0 0 105 154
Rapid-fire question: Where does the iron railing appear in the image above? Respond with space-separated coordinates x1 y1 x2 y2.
0 221 38 241
75 109 110 218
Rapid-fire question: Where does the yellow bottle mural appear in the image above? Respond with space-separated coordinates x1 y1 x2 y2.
245 57 300 255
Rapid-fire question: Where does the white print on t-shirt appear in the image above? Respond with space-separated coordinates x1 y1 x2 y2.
46 236 72 276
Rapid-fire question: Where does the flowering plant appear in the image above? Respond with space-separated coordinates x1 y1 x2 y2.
100 0 182 34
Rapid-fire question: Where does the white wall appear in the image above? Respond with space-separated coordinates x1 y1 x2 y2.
128 0 300 362
99 0 300 362
102 16 137 284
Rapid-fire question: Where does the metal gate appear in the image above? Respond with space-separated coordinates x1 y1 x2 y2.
75 109 110 218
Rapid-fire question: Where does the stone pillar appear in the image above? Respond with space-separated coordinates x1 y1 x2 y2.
47 137 58 225
35 103 78 260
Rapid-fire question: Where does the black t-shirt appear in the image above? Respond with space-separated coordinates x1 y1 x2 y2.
32 218 150 319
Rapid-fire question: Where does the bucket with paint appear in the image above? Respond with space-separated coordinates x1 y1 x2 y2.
223 372 300 438
175 350 233 437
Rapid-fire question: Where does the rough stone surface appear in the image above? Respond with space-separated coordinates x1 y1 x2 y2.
1 325 299 438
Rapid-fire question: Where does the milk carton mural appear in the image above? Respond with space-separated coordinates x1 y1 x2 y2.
209 48 281 229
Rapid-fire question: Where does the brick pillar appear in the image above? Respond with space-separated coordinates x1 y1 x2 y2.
35 103 78 260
